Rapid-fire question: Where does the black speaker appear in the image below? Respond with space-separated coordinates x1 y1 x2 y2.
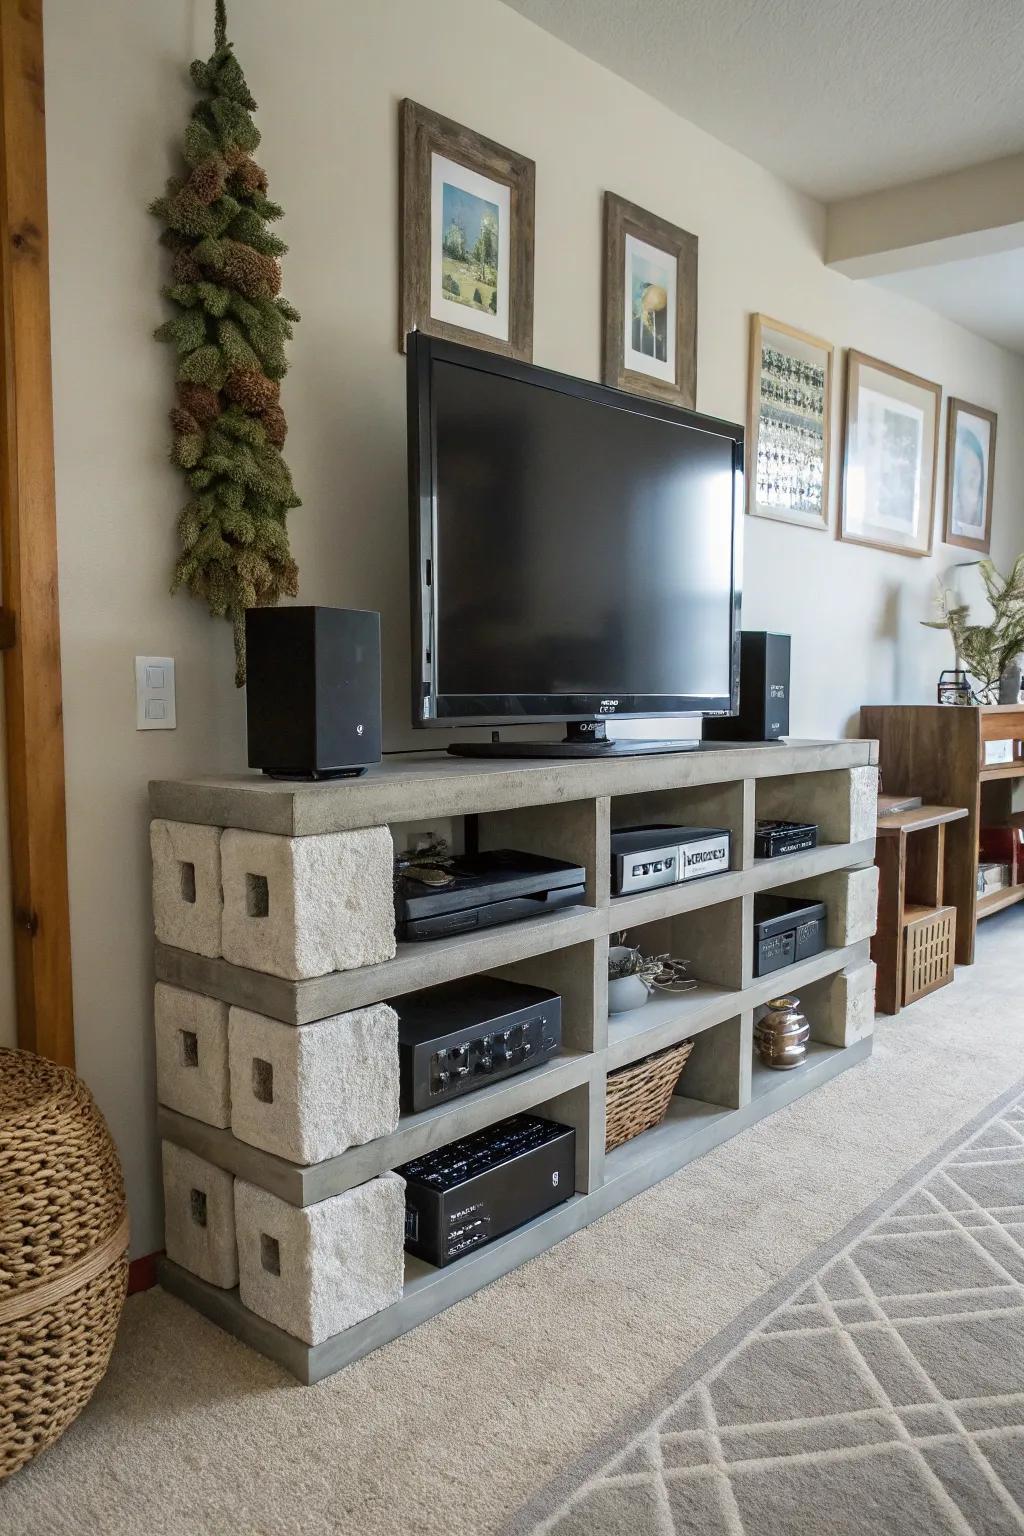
245 606 382 779
703 631 790 743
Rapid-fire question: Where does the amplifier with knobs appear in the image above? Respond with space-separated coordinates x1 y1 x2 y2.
397 1114 576 1266
393 975 562 1114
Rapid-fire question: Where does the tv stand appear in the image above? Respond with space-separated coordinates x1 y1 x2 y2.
448 719 702 760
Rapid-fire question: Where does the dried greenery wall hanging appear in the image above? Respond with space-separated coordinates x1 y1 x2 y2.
150 0 300 685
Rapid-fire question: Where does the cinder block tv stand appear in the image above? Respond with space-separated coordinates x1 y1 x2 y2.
153 737 878 1383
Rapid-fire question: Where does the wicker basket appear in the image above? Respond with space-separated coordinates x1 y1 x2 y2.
0 1049 128 1482
605 1038 694 1152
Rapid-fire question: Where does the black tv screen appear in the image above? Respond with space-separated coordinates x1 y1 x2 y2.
408 336 742 725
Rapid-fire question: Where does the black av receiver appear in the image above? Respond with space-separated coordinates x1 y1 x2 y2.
397 1115 575 1267
394 975 562 1113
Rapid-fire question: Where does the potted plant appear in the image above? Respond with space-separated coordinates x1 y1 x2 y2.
922 556 1024 704
607 935 696 1014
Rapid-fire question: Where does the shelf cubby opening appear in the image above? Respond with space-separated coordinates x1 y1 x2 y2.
610 779 749 877
491 937 606 1055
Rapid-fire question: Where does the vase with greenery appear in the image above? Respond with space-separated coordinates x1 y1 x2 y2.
922 556 1024 705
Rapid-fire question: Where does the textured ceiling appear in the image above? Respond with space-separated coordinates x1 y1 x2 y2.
873 248 1024 356
501 0 1024 201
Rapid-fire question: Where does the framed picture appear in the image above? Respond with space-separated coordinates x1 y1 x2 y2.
943 397 997 553
747 314 833 532
602 193 697 408
399 100 535 361
839 350 941 558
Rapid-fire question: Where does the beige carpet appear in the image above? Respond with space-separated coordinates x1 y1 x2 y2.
3 910 1022 1536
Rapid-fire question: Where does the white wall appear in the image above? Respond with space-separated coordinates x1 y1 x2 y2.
44 0 1024 1255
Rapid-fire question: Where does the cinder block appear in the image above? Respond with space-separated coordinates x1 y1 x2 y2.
220 826 396 980
235 1173 405 1344
819 961 876 1047
787 865 879 947
162 1140 237 1288
759 766 879 845
151 818 223 958
155 983 230 1128
228 1002 400 1163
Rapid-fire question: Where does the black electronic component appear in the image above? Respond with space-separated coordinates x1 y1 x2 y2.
397 1115 576 1267
754 820 819 859
394 849 586 942
394 976 562 1113
753 894 827 976
245 606 381 779
703 631 791 744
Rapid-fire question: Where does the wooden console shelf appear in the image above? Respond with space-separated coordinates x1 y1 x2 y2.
862 704 1024 964
153 738 878 1383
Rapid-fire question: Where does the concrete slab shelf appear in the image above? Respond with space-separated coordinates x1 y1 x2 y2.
160 1191 590 1384
158 1049 594 1205
150 739 877 835
155 904 605 1024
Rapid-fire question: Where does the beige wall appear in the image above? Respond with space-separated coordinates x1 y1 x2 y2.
44 0 1024 1256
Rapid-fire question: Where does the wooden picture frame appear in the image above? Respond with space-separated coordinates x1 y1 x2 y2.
839 349 941 558
943 397 997 554
747 314 833 532
602 193 697 408
398 99 535 361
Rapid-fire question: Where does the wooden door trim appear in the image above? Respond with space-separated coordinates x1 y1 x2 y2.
0 0 74 1065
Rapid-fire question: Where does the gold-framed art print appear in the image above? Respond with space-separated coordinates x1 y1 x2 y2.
747 314 833 532
839 350 941 558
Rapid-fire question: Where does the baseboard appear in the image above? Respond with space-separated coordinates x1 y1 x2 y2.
128 1250 163 1294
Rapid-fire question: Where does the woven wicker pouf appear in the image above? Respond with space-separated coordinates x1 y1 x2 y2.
0 1048 128 1481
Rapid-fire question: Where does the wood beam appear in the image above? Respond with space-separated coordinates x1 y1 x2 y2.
0 0 74 1065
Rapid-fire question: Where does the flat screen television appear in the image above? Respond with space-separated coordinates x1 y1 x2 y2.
407 334 743 758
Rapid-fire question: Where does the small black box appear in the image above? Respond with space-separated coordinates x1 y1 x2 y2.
753 894 827 976
245 606 381 779
754 820 819 859
703 631 791 743
398 1115 575 1267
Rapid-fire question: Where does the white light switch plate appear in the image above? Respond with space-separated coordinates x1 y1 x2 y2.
136 655 176 729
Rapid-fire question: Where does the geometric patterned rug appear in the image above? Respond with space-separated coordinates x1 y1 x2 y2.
507 1077 1024 1535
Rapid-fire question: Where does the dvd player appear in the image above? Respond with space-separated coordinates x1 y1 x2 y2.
394 849 586 941
610 825 731 895
394 975 562 1112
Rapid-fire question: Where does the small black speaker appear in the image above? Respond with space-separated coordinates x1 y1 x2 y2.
245 606 382 779
703 632 791 743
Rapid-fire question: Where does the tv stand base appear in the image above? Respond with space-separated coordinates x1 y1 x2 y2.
448 719 702 759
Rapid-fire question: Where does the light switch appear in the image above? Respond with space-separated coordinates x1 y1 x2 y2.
136 655 176 730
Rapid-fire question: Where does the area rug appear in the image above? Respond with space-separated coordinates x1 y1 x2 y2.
507 1076 1024 1536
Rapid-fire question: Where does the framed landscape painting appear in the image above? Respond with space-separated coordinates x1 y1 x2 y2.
839 350 941 558
944 397 997 553
399 100 535 360
747 314 833 532
602 193 697 408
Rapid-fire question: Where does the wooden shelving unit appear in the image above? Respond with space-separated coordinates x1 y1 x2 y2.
153 739 877 1383
862 704 1024 964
